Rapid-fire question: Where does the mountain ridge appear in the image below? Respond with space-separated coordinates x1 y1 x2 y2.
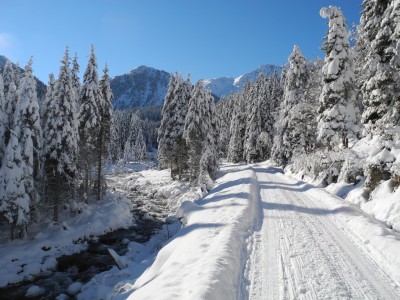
110 64 280 109
199 64 281 97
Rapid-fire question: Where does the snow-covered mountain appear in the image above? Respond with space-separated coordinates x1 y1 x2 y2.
110 64 280 109
110 65 170 109
200 64 281 97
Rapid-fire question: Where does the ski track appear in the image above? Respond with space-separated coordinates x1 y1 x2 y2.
247 166 400 300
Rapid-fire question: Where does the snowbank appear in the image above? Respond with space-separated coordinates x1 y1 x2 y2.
108 166 259 299
288 134 400 234
0 192 133 287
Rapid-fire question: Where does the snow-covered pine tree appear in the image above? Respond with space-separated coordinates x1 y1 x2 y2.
243 82 262 163
184 81 218 190
134 126 147 162
293 59 322 154
0 134 29 239
172 74 191 178
257 73 278 160
79 45 102 201
41 74 55 132
227 86 248 163
3 61 18 148
71 53 81 107
199 89 219 191
318 6 359 150
158 74 191 179
97 63 114 200
353 22 368 117
123 112 146 162
360 0 399 132
358 0 400 191
216 94 234 158
111 109 132 162
2 60 16 96
14 58 41 221
272 45 308 165
304 59 323 106
43 48 79 222
158 75 176 170
270 69 283 115
14 63 23 87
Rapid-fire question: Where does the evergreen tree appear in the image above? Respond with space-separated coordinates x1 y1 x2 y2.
272 45 308 165
318 6 359 149
184 81 218 190
111 109 132 161
270 69 283 114
43 48 79 222
0 134 29 239
243 83 262 163
158 75 177 170
258 73 280 160
97 63 114 200
79 45 102 201
292 59 323 155
41 73 56 131
123 112 146 162
227 86 248 163
304 59 323 106
71 53 81 107
158 74 191 179
360 0 399 132
358 0 400 191
14 58 41 221
134 126 147 162
3 61 18 148
216 94 234 158
199 90 219 191
2 60 16 95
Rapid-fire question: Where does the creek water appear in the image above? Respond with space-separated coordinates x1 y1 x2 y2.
0 178 170 300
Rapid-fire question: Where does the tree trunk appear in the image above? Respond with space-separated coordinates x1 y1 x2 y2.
97 129 103 201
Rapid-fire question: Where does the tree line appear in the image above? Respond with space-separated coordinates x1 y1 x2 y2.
157 2 399 200
0 45 113 239
216 3 399 195
157 74 219 192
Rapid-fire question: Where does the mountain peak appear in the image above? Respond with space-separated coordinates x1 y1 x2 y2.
111 66 170 109
200 64 281 97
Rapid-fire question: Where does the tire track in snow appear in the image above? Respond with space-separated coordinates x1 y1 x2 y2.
247 167 400 300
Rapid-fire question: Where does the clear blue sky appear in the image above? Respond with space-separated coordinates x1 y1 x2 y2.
0 0 362 83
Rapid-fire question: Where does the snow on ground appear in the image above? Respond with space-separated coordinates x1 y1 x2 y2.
7 161 400 298
288 135 400 234
108 166 202 214
248 163 400 299
79 164 259 299
86 162 400 299
0 191 133 288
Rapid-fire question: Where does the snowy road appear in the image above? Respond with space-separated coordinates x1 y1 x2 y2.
247 166 400 300
106 164 400 299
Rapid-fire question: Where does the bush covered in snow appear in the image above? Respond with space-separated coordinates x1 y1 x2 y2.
289 149 364 187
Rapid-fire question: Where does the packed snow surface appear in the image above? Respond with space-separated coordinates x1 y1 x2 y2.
98 162 400 299
247 164 400 299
